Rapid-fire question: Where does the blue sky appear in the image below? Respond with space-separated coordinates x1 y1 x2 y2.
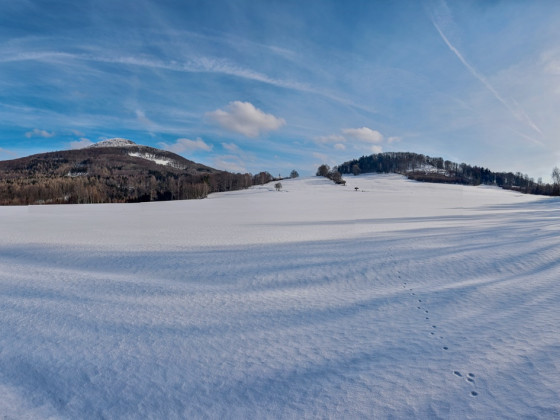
1 0 560 180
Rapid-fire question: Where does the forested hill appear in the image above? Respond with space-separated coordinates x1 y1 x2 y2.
336 152 560 196
0 139 274 205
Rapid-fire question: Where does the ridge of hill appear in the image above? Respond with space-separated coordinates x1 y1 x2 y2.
0 139 273 205
334 152 559 196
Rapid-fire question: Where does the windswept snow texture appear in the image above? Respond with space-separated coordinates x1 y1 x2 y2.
1 175 559 419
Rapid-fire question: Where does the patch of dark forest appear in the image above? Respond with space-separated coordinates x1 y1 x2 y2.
0 144 285 205
317 152 560 196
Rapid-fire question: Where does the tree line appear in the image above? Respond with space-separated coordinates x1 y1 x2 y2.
0 163 276 205
323 152 559 196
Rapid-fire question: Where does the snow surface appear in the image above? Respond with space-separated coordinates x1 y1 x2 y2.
1 174 559 419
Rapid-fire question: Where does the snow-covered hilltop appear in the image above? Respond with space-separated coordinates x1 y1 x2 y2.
1 175 559 418
88 138 137 148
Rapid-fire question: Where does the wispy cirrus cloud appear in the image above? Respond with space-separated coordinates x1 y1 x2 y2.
312 152 328 162
0 51 76 64
0 44 311 95
212 142 257 173
212 155 247 173
0 41 375 116
222 142 240 153
25 128 55 138
430 1 543 139
314 134 346 144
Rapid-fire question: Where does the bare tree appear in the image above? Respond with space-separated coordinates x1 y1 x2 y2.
553 167 560 185
553 167 560 195
274 182 282 191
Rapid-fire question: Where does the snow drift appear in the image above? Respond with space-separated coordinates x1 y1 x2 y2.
0 174 558 418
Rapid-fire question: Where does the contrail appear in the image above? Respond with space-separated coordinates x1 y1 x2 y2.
432 19 543 137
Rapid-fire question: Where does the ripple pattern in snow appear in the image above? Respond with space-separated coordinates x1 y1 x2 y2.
1 175 559 418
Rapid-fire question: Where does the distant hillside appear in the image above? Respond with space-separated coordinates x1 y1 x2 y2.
0 139 273 205
334 152 559 196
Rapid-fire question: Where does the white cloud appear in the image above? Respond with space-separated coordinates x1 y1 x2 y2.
25 128 55 138
159 138 212 154
342 127 384 143
207 101 285 137
70 138 93 149
387 136 401 143
370 145 383 154
334 143 346 150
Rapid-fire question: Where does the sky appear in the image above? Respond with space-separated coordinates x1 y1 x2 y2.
1 0 560 180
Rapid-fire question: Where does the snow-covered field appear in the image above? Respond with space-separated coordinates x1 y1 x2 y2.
1 174 559 419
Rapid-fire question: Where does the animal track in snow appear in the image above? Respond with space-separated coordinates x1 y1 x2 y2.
452 371 479 397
